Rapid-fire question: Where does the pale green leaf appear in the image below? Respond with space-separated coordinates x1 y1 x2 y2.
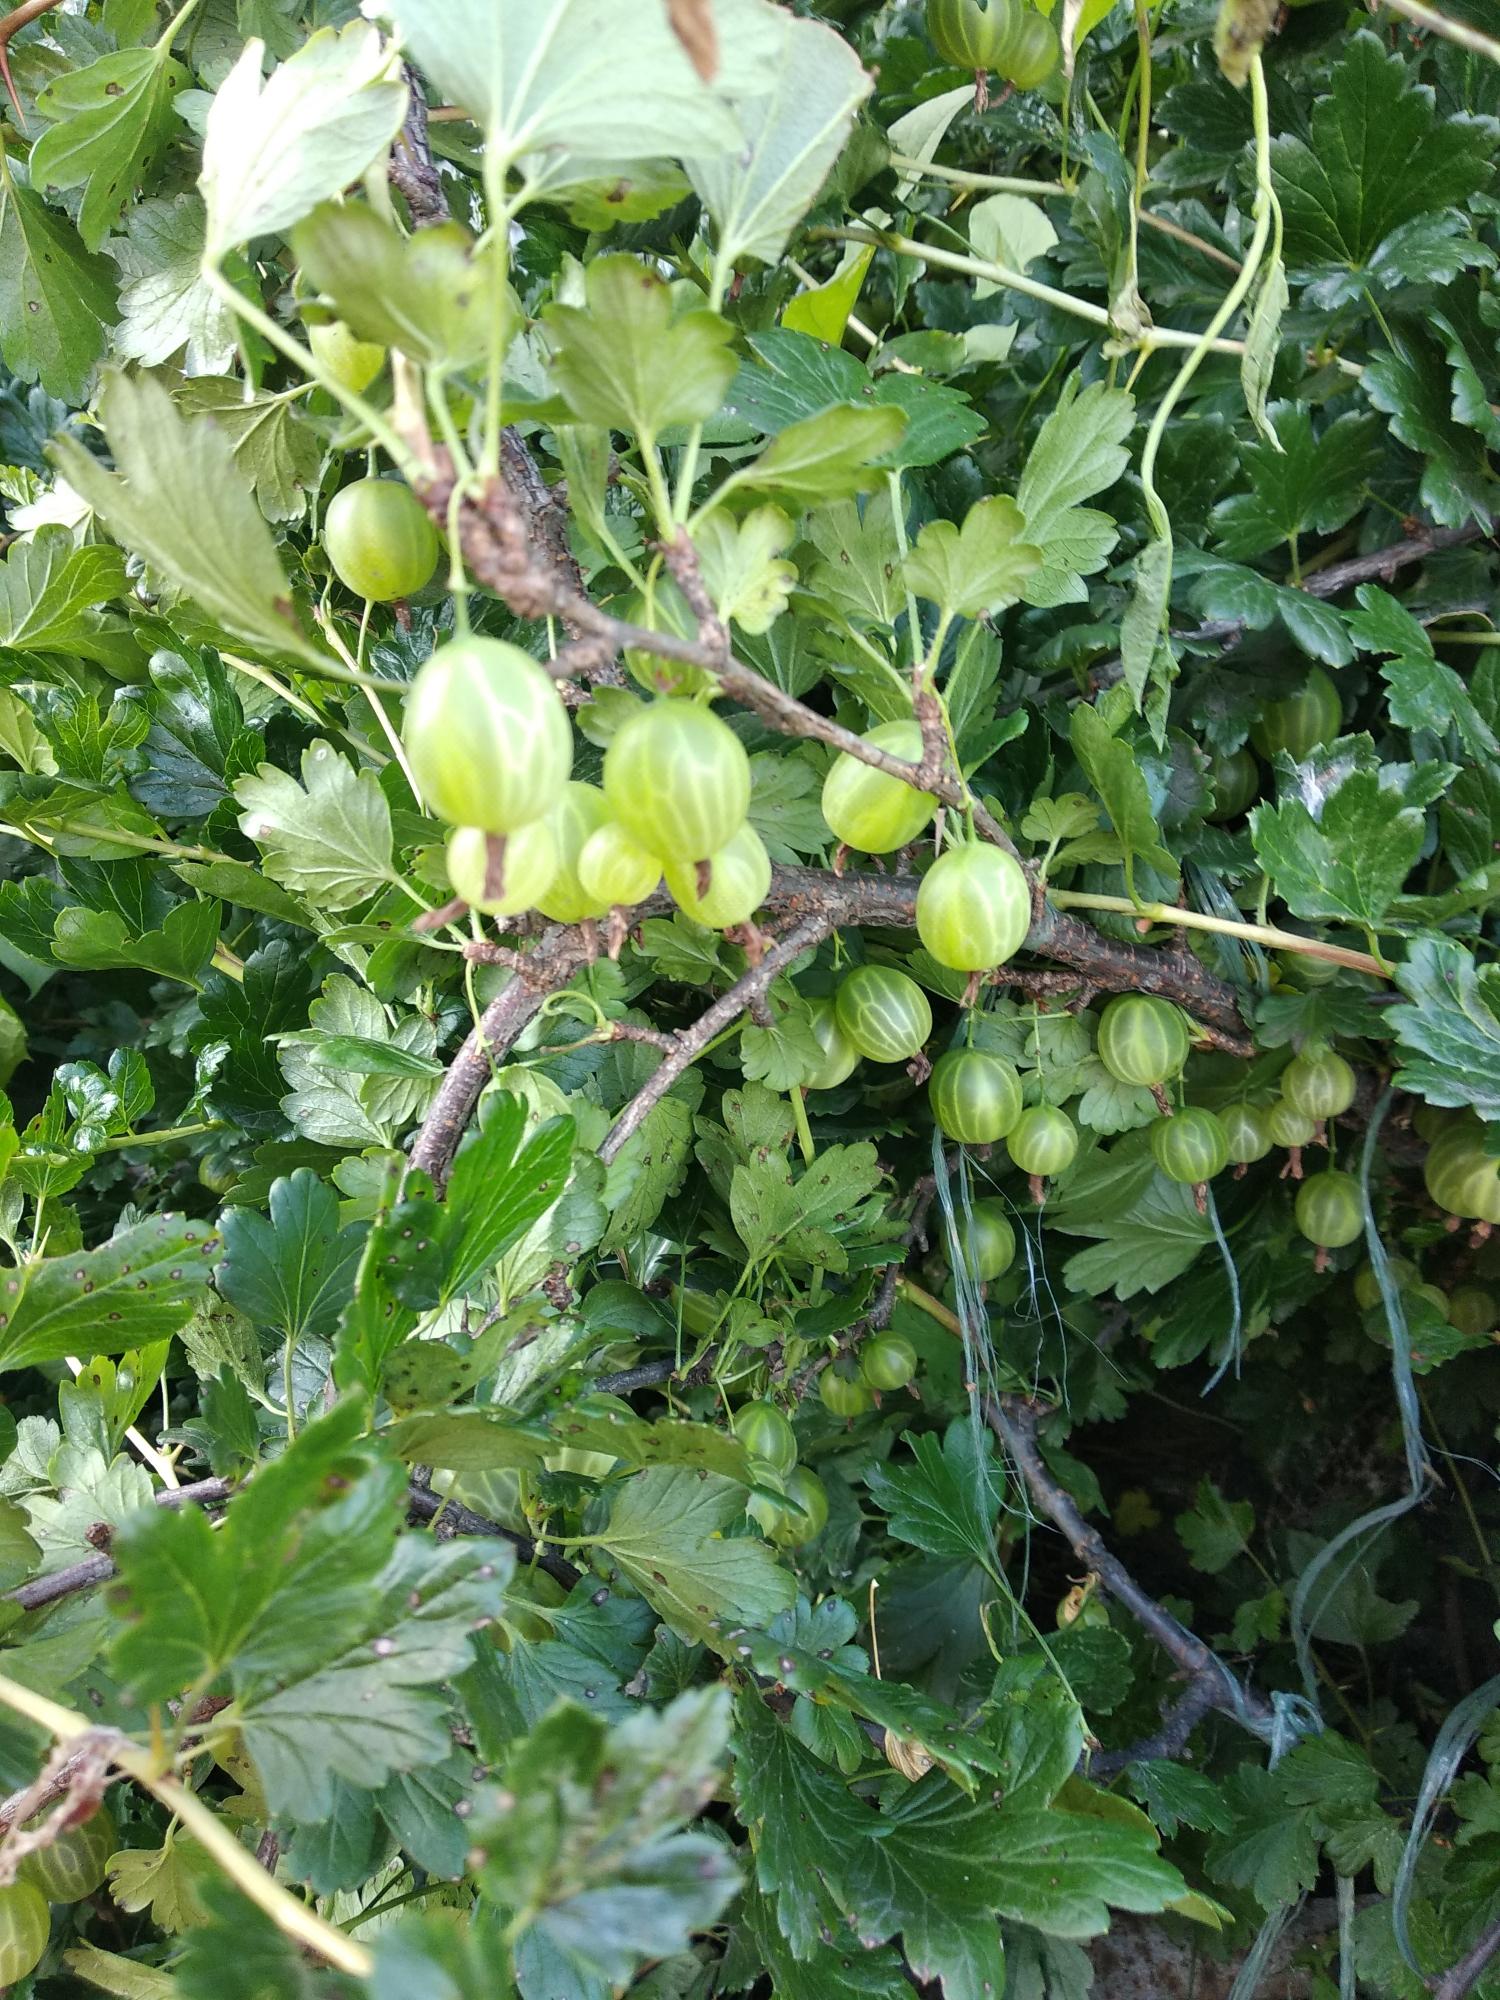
50 371 324 668
234 740 397 911
200 25 408 260
545 255 736 435
293 203 504 371
105 194 242 376
598 1466 795 1644
0 178 118 402
904 495 1041 619
31 45 189 250
1014 379 1134 608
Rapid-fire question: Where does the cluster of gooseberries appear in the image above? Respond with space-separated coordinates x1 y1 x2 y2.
733 1400 828 1546
0 1809 119 1983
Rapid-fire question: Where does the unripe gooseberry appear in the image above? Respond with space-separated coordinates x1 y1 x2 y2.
323 476 439 602
1206 747 1258 822
835 966 932 1064
1295 1170 1363 1249
1267 1099 1317 1149
20 1807 116 1903
820 1363 874 1418
1281 1046 1356 1121
820 720 938 854
603 699 751 864
1353 1256 1417 1311
1095 994 1190 1088
404 637 574 832
802 998 860 1091
955 1199 1016 1281
577 821 662 908
1006 1104 1078 1180
1150 1106 1230 1185
447 821 560 916
732 1400 797 1476
307 318 385 393
0 1879 48 1983
1449 1285 1498 1337
916 842 1031 972
753 1466 829 1547
1250 667 1342 761
861 1333 917 1390
534 782 612 923
1220 1101 1273 1165
929 1047 1023 1145
664 823 771 929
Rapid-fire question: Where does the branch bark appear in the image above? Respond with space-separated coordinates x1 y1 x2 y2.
1430 1917 1500 2000
5 1478 231 1613
986 1395 1276 1754
406 1483 581 1591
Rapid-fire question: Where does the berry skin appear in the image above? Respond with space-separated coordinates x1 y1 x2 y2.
20 1807 116 1903
578 821 662 908
1006 1105 1078 1180
916 843 1031 973
1267 1099 1317 1149
835 966 933 1064
1281 1046 1356 1121
1095 994 1190 1088
821 720 939 854
665 824 772 929
802 998 860 1091
603 699 751 863
1424 1124 1500 1225
0 1879 48 1983
1206 747 1258 822
1220 1101 1273 1165
447 821 560 916
929 1047 1023 1144
1295 1170 1363 1249
323 476 439 602
405 637 573 833
748 1466 829 1546
535 782 612 923
1150 1107 1230 1185
955 1199 1017 1281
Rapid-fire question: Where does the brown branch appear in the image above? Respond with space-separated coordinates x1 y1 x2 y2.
6 1478 232 1613
1431 1919 1500 2000
388 62 449 227
1089 1679 1221 1779
986 1395 1276 1751
598 913 831 1166
408 862 1252 1188
406 1483 581 1591
0 0 62 123
1091 518 1498 691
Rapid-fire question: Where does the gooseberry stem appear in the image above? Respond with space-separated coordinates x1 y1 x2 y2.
1046 890 1386 976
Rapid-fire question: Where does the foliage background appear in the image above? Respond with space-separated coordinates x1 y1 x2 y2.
0 0 1496 1994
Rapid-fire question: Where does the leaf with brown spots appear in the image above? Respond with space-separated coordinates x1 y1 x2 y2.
0 1213 221 1372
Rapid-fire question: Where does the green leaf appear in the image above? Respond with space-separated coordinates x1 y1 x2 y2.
30 45 189 250
470 1690 738 1989
105 194 243 376
1270 32 1495 306
727 330 984 471
1175 1478 1253 1573
1389 934 1500 1119
1048 1140 1214 1297
50 372 324 668
0 1213 220 1372
602 1085 700 1246
725 404 908 503
694 506 797 637
293 203 503 371
1241 252 1288 445
1119 534 1173 713
171 859 313 930
1250 744 1444 927
1014 379 1134 609
172 378 322 524
1205 1765 1320 1909
0 176 118 402
597 1466 795 1644
686 12 871 267
1363 327 1497 531
1347 585 1497 757
51 896 221 988
380 1093 574 1309
545 256 736 436
866 1421 1001 1568
730 1140 885 1271
904 496 1041 620
0 527 137 677
729 1884 911 2000
199 24 408 260
800 491 903 628
970 193 1058 291
1210 404 1382 561
218 1169 366 1342
1069 700 1178 901
234 740 397 911
384 0 743 179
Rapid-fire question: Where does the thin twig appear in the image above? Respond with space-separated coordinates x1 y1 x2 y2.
1379 0 1500 62
1430 1918 1500 2000
986 1395 1276 1749
6 1478 232 1613
388 62 449 227
406 1484 581 1591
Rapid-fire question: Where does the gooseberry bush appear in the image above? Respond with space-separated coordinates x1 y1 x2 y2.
0 0 1498 1993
